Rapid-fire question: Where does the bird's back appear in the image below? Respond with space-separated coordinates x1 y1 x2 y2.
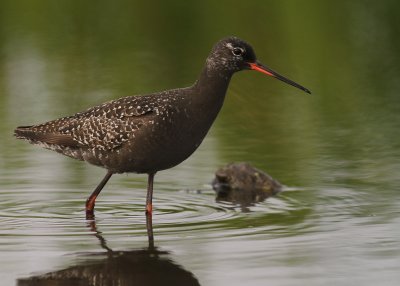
14 93 161 160
14 88 205 173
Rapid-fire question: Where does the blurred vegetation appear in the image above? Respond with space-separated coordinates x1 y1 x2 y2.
0 0 399 189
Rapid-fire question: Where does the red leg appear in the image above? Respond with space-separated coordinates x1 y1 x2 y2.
86 170 113 219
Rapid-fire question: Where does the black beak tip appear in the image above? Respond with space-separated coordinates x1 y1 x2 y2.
249 61 312 94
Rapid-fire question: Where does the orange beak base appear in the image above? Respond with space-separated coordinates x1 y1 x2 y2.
248 62 311 94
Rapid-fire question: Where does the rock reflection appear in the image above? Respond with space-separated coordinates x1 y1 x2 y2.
18 214 200 286
212 162 282 212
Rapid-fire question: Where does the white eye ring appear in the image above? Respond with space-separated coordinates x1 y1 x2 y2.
232 47 244 56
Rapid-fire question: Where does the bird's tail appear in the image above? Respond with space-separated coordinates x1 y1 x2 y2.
14 126 78 146
14 126 36 141
14 125 83 161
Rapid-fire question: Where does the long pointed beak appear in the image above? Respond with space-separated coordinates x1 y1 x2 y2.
248 61 311 94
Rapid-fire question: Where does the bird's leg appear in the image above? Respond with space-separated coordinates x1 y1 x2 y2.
86 170 113 219
146 173 156 215
146 209 154 249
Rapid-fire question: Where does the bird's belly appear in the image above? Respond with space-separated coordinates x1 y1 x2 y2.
92 118 210 174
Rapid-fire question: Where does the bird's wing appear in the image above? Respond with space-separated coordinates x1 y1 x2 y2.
15 95 159 151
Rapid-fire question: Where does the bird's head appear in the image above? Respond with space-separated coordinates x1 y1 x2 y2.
207 37 311 94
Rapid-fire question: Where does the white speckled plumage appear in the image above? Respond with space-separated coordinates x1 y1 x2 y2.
15 87 193 172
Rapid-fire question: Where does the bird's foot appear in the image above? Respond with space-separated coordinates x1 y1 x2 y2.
85 195 97 219
86 209 95 220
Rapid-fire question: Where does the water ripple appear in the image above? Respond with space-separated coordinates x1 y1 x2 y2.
0 187 310 241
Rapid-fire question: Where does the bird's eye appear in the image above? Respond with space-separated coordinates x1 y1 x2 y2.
232 47 244 56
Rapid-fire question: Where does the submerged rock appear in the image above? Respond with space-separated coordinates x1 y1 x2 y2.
212 162 282 205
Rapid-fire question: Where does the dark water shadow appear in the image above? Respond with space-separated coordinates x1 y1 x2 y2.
17 215 200 286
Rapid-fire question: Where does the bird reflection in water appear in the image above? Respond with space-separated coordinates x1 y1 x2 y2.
17 214 200 286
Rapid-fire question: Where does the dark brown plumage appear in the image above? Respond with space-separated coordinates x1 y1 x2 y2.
14 36 310 218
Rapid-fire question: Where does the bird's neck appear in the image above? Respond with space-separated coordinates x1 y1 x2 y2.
191 64 233 111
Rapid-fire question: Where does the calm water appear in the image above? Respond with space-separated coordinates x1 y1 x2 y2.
1 1 400 285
